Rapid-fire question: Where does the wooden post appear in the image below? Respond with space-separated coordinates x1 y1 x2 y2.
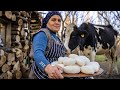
0 11 2 16
0 24 5 45
6 23 11 47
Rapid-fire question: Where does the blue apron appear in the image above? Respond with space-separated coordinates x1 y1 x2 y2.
31 29 67 79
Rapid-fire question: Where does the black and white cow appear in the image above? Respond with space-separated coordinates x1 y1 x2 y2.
64 23 88 55
64 22 119 75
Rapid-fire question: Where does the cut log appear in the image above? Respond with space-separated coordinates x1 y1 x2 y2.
0 55 6 67
11 35 20 42
18 18 23 26
21 63 27 73
30 26 40 30
30 23 40 26
11 61 16 65
7 53 15 62
2 64 11 72
26 35 30 40
7 71 13 79
11 25 22 31
24 23 27 28
12 11 20 16
0 72 8 79
13 61 20 71
17 52 24 62
5 11 12 19
11 42 20 47
23 40 29 51
11 31 20 35
7 61 12 66
0 49 4 56
25 39 29 45
23 44 29 51
22 70 30 78
31 19 36 23
0 47 16 53
20 40 25 46
26 12 30 17
17 16 28 23
15 48 22 58
20 11 27 17
24 28 29 33
20 28 25 36
11 14 16 21
15 70 22 79
12 18 23 26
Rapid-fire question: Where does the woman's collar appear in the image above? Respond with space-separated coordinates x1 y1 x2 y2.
46 27 56 35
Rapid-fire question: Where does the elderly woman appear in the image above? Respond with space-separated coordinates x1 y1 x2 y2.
29 11 66 79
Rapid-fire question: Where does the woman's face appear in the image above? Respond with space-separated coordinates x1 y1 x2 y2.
47 15 61 32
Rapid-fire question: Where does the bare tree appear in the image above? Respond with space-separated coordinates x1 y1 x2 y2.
60 11 71 41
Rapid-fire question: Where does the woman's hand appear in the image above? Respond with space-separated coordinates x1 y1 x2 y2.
44 64 64 79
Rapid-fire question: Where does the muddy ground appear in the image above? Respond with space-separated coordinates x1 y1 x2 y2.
94 61 120 79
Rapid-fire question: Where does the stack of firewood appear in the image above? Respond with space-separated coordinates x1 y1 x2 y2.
30 11 42 40
28 11 42 63
0 11 39 79
11 11 31 79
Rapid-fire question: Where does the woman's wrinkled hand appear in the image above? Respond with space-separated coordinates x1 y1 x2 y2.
44 64 64 79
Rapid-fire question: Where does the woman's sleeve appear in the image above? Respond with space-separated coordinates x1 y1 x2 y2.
33 31 50 72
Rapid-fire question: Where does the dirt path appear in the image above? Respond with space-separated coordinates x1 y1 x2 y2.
94 61 120 79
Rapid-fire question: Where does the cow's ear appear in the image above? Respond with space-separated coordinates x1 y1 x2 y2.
79 30 89 38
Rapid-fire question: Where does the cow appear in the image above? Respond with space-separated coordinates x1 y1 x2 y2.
64 23 88 55
64 22 119 75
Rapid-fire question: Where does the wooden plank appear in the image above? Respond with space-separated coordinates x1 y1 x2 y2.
11 14 16 21
62 68 104 77
30 23 40 26
0 11 2 16
0 56 6 67
0 24 6 45
11 35 20 42
6 23 11 47
11 25 21 31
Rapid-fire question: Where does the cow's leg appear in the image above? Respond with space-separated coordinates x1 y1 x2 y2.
107 59 113 76
106 48 119 76
90 50 96 61
89 50 96 79
104 51 113 76
113 57 119 75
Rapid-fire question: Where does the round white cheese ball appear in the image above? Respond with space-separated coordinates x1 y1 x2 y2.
78 56 90 65
63 58 76 66
68 54 78 59
81 65 95 74
75 56 86 66
87 62 100 72
63 65 80 74
58 57 68 64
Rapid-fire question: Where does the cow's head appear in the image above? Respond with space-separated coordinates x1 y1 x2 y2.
64 23 88 55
